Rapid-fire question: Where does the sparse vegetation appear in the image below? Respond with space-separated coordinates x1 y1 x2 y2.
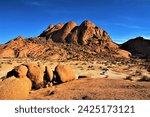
147 66 150 72
131 70 142 77
0 56 150 100
124 76 133 81
138 75 150 82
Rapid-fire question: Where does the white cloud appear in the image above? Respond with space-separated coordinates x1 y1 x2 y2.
114 23 140 29
24 0 42 7
30 1 41 6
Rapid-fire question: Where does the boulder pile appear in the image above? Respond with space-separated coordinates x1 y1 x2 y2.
0 65 32 100
0 63 76 100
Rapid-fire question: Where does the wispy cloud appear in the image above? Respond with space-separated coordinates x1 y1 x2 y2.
30 1 41 6
113 23 140 29
24 0 42 7
123 16 134 20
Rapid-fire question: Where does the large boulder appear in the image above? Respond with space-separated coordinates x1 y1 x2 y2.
6 65 28 78
115 49 131 58
25 63 45 89
15 65 28 78
0 76 32 100
54 64 76 83
6 63 45 89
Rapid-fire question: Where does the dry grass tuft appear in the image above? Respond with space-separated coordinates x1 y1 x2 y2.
138 75 150 82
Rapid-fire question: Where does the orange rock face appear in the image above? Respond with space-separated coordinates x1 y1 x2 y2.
25 63 45 89
15 65 28 78
40 20 114 46
55 64 76 83
0 76 32 100
52 21 77 42
45 66 53 82
0 20 132 59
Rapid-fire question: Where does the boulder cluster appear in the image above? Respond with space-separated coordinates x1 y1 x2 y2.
0 63 76 100
0 65 32 100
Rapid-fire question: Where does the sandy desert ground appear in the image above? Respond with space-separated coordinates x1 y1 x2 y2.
0 58 150 100
28 78 150 100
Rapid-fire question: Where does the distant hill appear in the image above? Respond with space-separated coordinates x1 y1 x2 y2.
0 20 131 60
120 37 150 58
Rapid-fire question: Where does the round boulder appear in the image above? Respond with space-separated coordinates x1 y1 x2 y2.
0 76 32 100
54 64 76 83
25 63 44 89
15 65 28 78
6 65 28 78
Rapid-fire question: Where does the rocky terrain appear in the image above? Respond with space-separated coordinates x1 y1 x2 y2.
0 20 150 100
0 58 150 100
28 78 150 100
0 20 131 60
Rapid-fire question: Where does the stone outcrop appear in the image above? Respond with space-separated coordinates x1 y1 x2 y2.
0 76 32 100
120 37 150 58
15 65 28 78
0 20 132 60
0 66 32 101
54 64 76 83
25 63 45 89
40 20 116 47
52 21 77 42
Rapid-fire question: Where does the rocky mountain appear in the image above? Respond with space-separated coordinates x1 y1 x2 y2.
0 20 131 60
120 37 150 58
40 20 114 46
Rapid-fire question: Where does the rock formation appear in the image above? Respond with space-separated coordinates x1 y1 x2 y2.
0 66 32 100
25 63 45 89
120 37 150 58
45 66 53 82
40 20 116 47
0 20 131 60
54 64 76 83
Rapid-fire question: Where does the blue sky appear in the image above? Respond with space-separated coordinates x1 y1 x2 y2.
0 0 150 44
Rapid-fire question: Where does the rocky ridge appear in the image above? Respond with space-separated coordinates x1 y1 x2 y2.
0 20 131 60
120 37 150 58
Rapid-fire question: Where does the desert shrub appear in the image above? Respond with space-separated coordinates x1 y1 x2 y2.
131 70 142 77
78 75 90 79
81 62 87 65
124 76 132 81
87 65 95 70
102 68 109 71
147 66 150 72
138 75 150 82
7 61 13 65
0 76 6 81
